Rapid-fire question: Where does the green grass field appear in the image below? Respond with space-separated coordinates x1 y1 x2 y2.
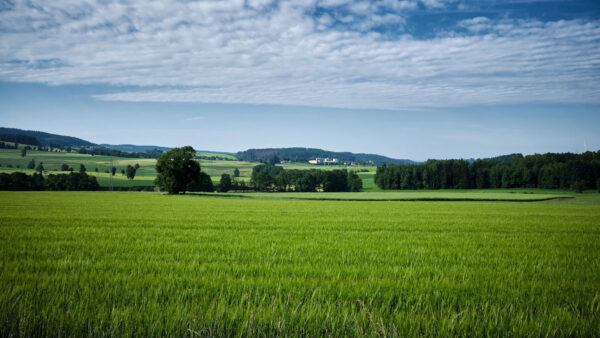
0 148 380 188
1 191 599 336
0 149 259 187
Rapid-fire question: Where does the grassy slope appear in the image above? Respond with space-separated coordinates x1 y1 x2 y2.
0 149 258 186
196 152 238 160
1 191 599 336
0 149 380 188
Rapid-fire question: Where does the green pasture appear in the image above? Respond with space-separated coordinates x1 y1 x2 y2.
1 191 599 336
196 152 237 160
0 149 379 188
0 149 258 187
0 148 155 175
198 160 257 181
357 170 381 191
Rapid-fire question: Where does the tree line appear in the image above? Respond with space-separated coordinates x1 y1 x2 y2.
153 147 363 194
77 147 163 158
0 142 20 149
374 151 600 191
0 172 99 191
250 164 362 192
237 147 412 165
0 134 40 146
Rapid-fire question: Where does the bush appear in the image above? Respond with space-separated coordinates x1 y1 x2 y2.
187 172 214 192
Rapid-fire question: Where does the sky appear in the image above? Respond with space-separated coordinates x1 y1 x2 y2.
0 0 599 161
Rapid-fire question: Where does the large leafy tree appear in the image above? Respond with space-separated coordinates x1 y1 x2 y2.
219 173 232 192
126 164 136 180
155 146 201 194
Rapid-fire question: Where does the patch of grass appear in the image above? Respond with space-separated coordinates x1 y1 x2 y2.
196 152 238 160
0 191 598 336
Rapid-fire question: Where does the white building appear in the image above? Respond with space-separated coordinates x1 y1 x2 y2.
309 157 339 165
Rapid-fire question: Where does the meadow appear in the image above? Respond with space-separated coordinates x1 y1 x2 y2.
0 148 381 188
0 148 259 187
1 191 599 336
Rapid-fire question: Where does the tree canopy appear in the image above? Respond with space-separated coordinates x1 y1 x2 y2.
126 165 136 180
250 164 362 192
374 151 600 191
154 146 201 194
186 172 214 192
219 174 232 192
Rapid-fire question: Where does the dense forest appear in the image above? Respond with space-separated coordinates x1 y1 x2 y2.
100 144 172 152
0 127 95 147
250 164 362 192
238 147 414 165
0 134 40 146
374 151 600 191
0 172 99 191
77 146 163 158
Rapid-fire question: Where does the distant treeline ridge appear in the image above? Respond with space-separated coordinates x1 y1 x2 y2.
0 134 40 146
77 147 163 158
375 151 600 191
238 147 413 165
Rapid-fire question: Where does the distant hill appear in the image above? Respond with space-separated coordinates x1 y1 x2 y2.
101 144 238 156
0 127 96 147
196 150 237 156
101 144 172 152
237 147 416 165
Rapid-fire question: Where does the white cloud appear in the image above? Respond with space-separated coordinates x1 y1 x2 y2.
185 116 205 121
0 0 599 110
458 16 491 32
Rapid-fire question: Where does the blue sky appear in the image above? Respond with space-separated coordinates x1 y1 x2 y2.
0 0 599 161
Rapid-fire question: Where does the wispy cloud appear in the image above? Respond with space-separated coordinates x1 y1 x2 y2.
185 116 205 121
0 0 598 110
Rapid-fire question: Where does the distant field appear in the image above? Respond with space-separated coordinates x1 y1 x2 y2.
0 149 378 188
194 189 573 201
196 152 237 160
0 149 259 187
0 191 598 336
280 162 376 171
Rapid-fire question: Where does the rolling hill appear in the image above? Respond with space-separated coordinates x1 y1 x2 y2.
3 127 419 164
0 127 96 147
237 147 416 165
100 144 172 152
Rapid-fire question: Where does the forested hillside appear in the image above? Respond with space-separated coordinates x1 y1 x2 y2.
237 147 415 165
0 127 96 147
100 144 172 152
375 151 600 191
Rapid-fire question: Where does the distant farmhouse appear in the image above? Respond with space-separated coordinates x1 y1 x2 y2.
308 157 339 165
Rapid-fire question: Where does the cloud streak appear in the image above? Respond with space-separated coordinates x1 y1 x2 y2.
0 0 599 110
